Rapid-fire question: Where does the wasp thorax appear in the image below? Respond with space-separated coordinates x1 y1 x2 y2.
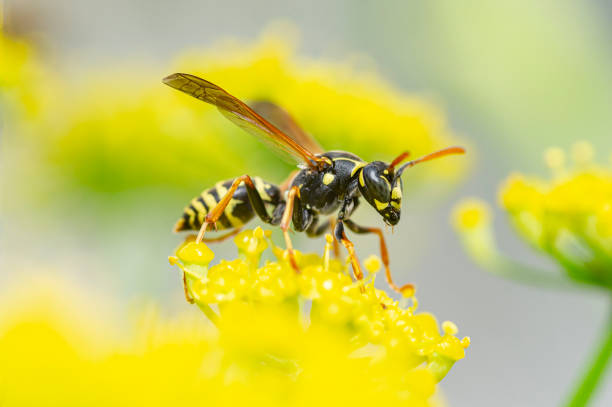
358 161 402 225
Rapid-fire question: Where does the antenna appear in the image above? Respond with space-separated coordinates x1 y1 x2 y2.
395 146 466 178
387 151 411 173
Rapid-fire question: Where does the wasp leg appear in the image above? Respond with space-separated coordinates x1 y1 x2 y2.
280 186 301 272
334 220 365 293
305 217 341 257
196 175 278 243
344 219 414 296
329 218 340 258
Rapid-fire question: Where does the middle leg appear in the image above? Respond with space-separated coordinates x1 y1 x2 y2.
280 186 300 271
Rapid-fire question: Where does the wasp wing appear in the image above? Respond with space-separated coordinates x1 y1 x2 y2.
163 73 323 168
250 101 325 155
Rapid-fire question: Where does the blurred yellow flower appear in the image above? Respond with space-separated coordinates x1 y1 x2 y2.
4 26 466 202
453 141 612 290
453 143 612 407
501 143 612 289
0 228 469 407
0 30 52 118
452 198 491 231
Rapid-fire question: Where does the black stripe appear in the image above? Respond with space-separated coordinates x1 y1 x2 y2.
208 188 221 201
218 213 231 229
196 196 211 212
189 204 201 228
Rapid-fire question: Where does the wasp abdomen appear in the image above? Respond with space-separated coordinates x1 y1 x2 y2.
174 177 280 232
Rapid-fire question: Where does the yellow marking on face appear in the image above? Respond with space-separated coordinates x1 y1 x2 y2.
391 201 401 209
322 173 335 185
392 186 402 200
359 169 365 187
224 198 244 227
253 176 271 201
374 199 389 211
383 169 389 175
380 175 391 190
350 162 366 177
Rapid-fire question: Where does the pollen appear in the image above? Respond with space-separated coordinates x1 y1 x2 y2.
442 320 459 335
364 255 382 273
177 242 215 265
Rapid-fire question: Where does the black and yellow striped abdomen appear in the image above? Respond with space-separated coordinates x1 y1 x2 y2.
174 177 281 232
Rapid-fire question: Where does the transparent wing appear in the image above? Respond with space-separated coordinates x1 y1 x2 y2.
163 73 324 168
250 101 325 155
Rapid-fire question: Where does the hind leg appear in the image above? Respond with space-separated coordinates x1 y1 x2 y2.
195 175 278 243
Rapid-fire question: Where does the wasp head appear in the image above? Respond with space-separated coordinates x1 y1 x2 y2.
357 161 403 226
358 147 466 226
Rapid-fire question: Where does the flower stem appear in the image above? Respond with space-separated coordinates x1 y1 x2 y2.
195 301 220 327
564 299 612 407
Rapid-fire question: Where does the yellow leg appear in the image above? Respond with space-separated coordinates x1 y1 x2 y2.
280 186 300 272
195 175 253 243
329 218 341 258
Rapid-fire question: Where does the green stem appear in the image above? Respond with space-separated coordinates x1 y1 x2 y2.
195 301 220 327
564 300 612 407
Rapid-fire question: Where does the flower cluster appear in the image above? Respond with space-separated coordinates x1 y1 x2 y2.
169 227 469 404
453 142 612 290
0 229 468 407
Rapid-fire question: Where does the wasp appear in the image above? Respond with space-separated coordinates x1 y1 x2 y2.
163 73 465 296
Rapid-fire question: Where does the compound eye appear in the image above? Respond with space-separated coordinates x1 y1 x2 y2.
363 165 391 203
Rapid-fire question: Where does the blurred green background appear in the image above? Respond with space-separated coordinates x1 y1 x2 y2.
2 0 612 405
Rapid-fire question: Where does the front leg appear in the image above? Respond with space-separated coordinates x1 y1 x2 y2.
344 219 414 297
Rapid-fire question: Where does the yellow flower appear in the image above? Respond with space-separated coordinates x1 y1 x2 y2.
170 227 469 399
6 26 466 201
451 198 497 265
454 142 612 290
0 230 468 406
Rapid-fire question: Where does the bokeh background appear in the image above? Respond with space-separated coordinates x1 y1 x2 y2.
2 0 612 405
